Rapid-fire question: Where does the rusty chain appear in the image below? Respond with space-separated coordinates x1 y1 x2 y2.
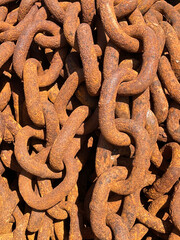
0 0 179 239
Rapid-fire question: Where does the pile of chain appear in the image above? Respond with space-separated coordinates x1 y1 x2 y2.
0 0 179 239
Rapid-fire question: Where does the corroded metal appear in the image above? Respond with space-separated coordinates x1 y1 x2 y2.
0 0 178 239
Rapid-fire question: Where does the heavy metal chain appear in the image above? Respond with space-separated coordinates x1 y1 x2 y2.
0 0 179 239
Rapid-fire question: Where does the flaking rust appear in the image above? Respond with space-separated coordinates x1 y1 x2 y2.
0 0 179 239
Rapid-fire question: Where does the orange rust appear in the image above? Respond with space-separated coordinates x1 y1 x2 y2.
0 1 178 239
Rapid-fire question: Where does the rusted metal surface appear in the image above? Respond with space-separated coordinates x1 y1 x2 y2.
0 0 179 239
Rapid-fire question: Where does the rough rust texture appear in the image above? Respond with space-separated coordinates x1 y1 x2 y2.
0 0 179 239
